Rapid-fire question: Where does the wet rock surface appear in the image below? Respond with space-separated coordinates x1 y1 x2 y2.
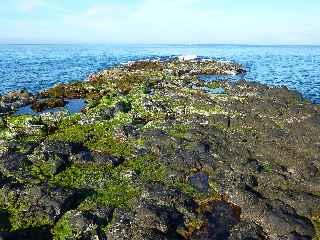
0 89 35 116
0 57 319 239
31 99 66 112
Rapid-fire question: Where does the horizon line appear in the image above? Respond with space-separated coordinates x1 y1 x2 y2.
0 42 320 47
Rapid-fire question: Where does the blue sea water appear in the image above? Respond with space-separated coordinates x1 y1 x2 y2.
15 98 85 116
0 44 319 103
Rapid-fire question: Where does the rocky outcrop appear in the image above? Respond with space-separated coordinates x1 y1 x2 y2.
0 58 319 239
0 89 35 115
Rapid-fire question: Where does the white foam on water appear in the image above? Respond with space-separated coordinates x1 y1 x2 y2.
218 60 232 64
201 58 212 62
178 55 198 61
224 70 237 76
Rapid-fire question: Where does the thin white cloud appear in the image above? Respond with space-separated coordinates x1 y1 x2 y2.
61 0 222 42
83 3 130 17
8 0 319 44
66 0 299 44
18 0 46 12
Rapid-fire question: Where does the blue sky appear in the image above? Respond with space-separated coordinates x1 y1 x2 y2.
0 0 319 44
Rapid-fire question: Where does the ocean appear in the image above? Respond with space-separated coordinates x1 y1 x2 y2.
0 44 319 103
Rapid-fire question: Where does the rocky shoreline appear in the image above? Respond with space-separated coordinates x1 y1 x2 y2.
0 58 319 240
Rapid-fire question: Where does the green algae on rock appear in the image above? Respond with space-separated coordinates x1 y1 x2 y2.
0 57 320 240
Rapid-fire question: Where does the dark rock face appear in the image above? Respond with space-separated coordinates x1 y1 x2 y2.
188 172 209 193
0 210 11 231
28 140 79 175
0 58 319 239
229 220 267 240
190 201 241 240
107 203 185 240
0 226 52 240
0 152 33 181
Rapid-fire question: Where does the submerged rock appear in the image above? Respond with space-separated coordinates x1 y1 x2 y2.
0 57 319 239
31 99 66 112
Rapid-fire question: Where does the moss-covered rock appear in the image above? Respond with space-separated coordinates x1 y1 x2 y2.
0 57 319 239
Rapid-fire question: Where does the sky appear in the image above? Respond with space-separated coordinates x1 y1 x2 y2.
0 0 319 44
